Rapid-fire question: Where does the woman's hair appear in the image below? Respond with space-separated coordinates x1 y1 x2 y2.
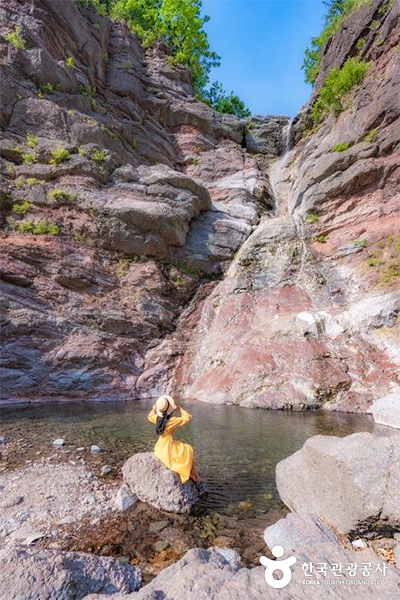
156 412 172 435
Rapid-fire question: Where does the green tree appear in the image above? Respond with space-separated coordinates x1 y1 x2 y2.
201 82 251 118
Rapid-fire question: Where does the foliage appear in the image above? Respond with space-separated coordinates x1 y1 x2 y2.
39 82 54 94
5 26 26 50
49 148 70 164
130 137 137 150
365 234 400 285
91 149 107 163
302 0 371 84
122 60 132 71
27 177 39 186
65 56 75 68
14 176 25 188
46 188 76 202
22 152 35 165
352 237 368 248
331 141 353 152
13 200 32 215
315 234 328 243
304 213 319 223
311 57 369 124
363 128 378 143
200 81 251 118
26 133 37 148
376 38 385 47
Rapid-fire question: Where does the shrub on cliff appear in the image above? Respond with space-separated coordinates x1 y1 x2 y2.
311 57 369 124
302 0 385 84
76 0 250 117
200 82 251 119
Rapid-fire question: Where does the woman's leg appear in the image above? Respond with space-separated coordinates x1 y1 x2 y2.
190 462 206 483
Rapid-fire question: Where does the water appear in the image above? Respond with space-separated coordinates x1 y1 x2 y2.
0 399 375 517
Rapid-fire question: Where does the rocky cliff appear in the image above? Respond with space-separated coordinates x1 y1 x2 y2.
1 0 399 410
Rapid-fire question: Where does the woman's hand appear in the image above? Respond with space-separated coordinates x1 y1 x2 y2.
152 404 156 411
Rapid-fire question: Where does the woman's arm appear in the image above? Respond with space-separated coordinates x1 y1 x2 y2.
175 406 192 426
147 406 157 424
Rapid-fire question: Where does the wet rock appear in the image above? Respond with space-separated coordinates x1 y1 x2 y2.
0 546 141 599
370 387 400 429
276 432 400 534
122 452 200 514
114 484 138 512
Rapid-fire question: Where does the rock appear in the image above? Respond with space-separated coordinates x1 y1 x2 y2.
153 540 169 552
352 538 368 549
58 516 77 525
82 514 400 600
370 388 400 429
395 546 400 571
122 452 200 513
0 546 141 599
100 466 111 475
114 484 138 512
394 532 400 542
53 439 65 446
9 526 45 545
90 445 101 454
0 436 7 444
0 495 24 509
276 432 400 534
149 520 169 534
245 115 290 155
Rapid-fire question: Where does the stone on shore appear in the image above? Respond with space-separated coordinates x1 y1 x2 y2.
53 439 65 446
0 546 141 600
115 483 138 512
83 513 400 600
276 432 400 534
122 452 199 514
370 388 400 429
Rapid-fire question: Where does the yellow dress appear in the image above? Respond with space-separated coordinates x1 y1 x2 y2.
148 408 194 484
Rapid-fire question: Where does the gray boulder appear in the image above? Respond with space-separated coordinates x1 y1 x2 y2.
84 514 400 599
245 115 290 155
0 546 141 600
370 388 400 429
276 432 400 534
122 452 199 514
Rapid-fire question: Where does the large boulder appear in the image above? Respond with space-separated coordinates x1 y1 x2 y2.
370 388 400 429
0 546 141 600
84 513 400 600
122 452 200 514
276 432 400 534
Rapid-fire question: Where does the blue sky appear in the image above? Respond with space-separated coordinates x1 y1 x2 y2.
202 0 326 117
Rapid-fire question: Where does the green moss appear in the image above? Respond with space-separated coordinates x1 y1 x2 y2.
101 53 108 64
331 141 353 152
13 176 25 188
13 200 32 215
191 157 199 165
370 19 380 31
40 82 54 94
90 98 97 111
15 220 34 233
376 38 385 47
356 37 366 52
5 26 26 50
26 133 37 148
90 149 106 163
78 147 87 156
46 188 76 202
352 238 368 248
65 56 75 68
49 148 70 164
122 60 132 72
365 234 400 284
304 213 319 223
15 219 59 235
177 260 198 278
26 177 39 186
363 128 378 143
6 164 16 177
130 138 137 150
315 234 328 243
21 152 35 165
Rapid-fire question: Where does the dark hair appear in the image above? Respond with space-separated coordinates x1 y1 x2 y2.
156 412 172 435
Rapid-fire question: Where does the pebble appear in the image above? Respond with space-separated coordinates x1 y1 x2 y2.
57 516 77 525
101 466 111 475
90 445 101 454
76 447 85 452
53 439 65 447
0 436 7 444
352 539 368 549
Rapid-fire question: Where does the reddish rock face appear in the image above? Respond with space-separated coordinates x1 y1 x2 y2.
0 0 399 410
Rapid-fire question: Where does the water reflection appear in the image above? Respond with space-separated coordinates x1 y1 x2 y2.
1 399 375 516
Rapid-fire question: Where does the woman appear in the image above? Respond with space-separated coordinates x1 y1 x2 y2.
147 395 205 484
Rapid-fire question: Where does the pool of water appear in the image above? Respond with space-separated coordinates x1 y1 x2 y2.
1 400 375 516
